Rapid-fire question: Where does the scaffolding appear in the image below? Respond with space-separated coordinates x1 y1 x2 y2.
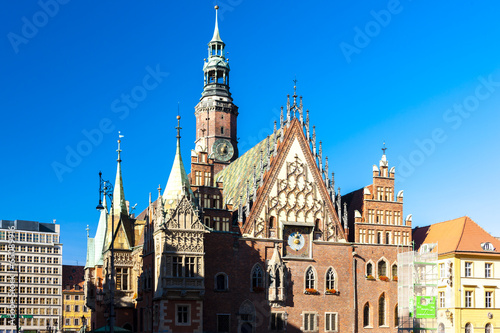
398 243 438 333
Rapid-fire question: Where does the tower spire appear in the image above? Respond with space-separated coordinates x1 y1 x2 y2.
113 132 127 215
163 115 194 206
211 5 223 43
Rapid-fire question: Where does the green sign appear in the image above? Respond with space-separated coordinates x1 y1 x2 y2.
0 315 33 318
416 296 437 318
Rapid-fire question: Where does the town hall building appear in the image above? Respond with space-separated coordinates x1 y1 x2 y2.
85 6 413 333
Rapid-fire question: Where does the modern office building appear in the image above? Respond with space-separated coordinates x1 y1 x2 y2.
0 220 62 333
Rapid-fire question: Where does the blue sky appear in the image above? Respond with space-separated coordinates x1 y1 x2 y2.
1 1 499 265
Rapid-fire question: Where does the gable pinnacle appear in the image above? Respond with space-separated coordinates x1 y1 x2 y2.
382 141 387 155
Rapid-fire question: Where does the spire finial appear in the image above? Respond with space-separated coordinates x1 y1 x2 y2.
211 5 223 43
157 184 162 198
293 77 298 97
176 115 182 140
382 141 387 155
117 131 124 162
86 225 90 238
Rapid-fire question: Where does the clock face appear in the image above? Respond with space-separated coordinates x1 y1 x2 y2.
288 231 305 251
212 139 234 162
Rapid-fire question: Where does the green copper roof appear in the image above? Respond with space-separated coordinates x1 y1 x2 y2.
216 133 277 209
85 237 95 269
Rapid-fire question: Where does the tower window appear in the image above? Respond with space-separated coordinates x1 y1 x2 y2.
221 127 224 134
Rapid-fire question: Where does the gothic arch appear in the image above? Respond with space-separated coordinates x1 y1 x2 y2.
366 260 375 277
238 300 256 333
363 302 371 327
250 263 264 291
304 265 317 290
377 257 389 278
325 266 338 291
391 261 398 280
378 293 386 326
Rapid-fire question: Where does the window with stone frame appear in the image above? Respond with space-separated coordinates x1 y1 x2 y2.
394 304 399 327
378 260 387 277
217 314 230 332
465 262 472 277
485 263 493 278
116 267 129 290
204 172 212 186
251 264 264 290
270 312 285 331
439 292 445 308
392 264 398 279
172 256 183 277
303 312 317 332
485 291 493 308
195 171 202 186
176 304 190 326
215 273 228 291
366 262 373 277
305 267 316 290
379 294 386 326
368 210 375 223
185 257 196 277
326 268 336 291
465 290 473 308
325 312 338 332
363 303 370 327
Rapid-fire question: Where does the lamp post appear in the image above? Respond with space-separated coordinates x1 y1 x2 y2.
97 171 115 333
81 315 86 332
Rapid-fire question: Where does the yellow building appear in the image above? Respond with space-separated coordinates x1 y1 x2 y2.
414 216 500 333
62 265 90 332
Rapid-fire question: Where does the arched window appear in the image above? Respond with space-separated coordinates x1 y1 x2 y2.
326 268 336 290
379 294 386 326
465 323 473 333
394 304 399 327
378 260 387 277
251 265 264 290
366 262 373 277
392 264 398 279
438 323 445 333
305 267 316 290
363 303 370 327
486 323 493 333
315 219 321 231
215 273 228 291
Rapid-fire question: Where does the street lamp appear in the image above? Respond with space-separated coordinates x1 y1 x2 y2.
97 171 116 333
81 315 87 332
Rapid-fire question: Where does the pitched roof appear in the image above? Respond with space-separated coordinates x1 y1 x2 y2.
413 216 500 255
216 132 277 209
63 265 85 291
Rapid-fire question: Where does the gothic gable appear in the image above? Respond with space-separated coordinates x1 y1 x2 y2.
243 119 345 242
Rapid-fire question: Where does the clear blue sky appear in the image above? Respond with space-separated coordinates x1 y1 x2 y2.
1 1 499 265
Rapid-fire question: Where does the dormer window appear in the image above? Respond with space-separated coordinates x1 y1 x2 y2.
481 242 495 251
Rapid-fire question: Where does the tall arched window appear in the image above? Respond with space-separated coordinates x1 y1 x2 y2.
392 264 398 279
269 216 276 229
394 304 399 327
378 260 387 277
326 268 336 290
465 323 472 333
363 303 370 327
251 265 263 290
486 323 492 333
305 267 316 290
379 294 386 326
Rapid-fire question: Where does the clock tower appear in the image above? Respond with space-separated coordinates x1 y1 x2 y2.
194 6 238 170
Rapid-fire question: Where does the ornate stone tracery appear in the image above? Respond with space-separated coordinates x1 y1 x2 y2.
253 156 339 241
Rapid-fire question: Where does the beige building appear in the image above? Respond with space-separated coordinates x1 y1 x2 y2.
414 217 500 333
62 265 90 332
0 219 63 333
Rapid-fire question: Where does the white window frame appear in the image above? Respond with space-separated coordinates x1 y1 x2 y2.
175 304 191 326
465 262 472 277
325 312 338 332
302 312 317 332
